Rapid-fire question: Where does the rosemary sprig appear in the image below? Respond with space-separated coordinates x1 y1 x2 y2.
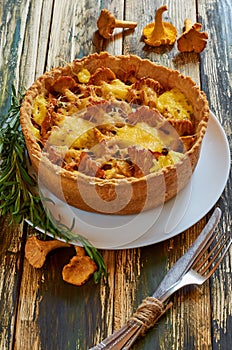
0 87 107 283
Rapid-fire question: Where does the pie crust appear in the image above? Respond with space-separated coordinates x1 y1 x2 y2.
20 52 209 214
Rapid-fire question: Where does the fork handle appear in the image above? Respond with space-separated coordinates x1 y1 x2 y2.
89 321 142 349
89 297 169 349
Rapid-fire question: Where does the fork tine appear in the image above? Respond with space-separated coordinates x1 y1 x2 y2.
194 232 228 273
196 234 232 279
204 236 232 279
191 228 219 270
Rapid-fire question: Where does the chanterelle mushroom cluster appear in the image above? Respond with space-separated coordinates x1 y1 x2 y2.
97 5 208 53
25 237 97 286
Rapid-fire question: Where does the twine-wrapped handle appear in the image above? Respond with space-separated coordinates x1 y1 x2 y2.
130 296 171 336
89 297 172 349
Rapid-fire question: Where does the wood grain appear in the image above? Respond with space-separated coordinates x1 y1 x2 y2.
0 216 25 350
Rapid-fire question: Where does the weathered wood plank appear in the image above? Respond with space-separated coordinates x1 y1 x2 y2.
14 259 43 350
0 216 24 350
0 0 54 109
0 0 29 115
0 3 37 349
46 0 124 70
198 0 232 349
18 0 54 83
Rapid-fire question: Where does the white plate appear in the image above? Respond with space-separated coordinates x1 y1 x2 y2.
32 112 230 249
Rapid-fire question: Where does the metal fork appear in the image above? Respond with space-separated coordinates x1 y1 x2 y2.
159 230 232 302
90 221 231 349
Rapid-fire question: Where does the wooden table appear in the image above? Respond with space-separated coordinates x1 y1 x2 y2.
0 1 231 349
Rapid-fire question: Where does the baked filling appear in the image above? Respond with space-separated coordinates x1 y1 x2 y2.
30 68 196 180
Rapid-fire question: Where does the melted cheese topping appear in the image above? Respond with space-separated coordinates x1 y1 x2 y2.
101 79 130 100
32 94 48 126
157 150 183 168
157 88 193 120
116 123 163 152
77 68 91 83
48 117 94 147
30 125 40 139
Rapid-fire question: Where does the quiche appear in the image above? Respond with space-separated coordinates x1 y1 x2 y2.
20 52 209 214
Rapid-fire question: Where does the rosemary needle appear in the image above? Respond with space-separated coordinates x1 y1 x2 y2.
0 87 107 283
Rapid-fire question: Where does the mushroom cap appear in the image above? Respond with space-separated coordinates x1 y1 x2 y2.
97 9 116 39
177 23 208 53
62 255 97 286
51 76 77 94
143 21 177 47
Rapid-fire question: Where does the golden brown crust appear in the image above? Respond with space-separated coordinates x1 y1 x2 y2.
20 52 209 215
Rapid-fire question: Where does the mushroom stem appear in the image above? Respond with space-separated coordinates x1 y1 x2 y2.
114 19 138 29
184 18 193 32
153 5 167 35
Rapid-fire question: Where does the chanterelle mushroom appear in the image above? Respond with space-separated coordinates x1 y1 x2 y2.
62 248 97 286
177 18 208 53
143 5 177 47
25 236 71 268
97 8 137 39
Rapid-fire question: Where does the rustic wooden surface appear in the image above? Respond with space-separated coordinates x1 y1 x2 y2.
0 0 231 349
